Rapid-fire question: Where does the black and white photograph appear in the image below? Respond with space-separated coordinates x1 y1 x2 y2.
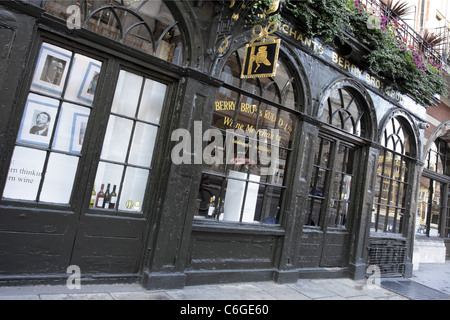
31 44 72 95
17 98 58 146
69 113 88 153
77 61 101 102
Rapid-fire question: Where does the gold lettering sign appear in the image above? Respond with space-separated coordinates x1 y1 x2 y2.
241 22 281 79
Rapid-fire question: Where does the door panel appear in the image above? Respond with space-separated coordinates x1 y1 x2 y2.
70 214 146 274
321 229 349 267
0 207 77 274
301 135 357 268
69 68 168 276
0 40 170 278
298 228 323 268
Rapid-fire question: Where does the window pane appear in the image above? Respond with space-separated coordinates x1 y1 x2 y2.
310 167 328 197
389 180 399 206
129 123 158 167
138 79 166 124
3 147 46 201
94 162 124 209
30 43 72 98
40 153 78 203
278 110 295 149
17 94 59 147
222 171 247 222
383 151 393 178
118 167 149 212
111 71 143 117
212 97 238 130
63 54 102 106
305 198 323 226
52 103 90 154
258 186 282 224
316 138 331 168
101 115 133 162
262 80 278 103
236 95 259 130
241 178 261 223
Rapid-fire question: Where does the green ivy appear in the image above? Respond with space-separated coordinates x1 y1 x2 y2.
249 0 447 106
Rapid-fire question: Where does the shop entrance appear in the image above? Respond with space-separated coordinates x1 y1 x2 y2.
299 134 359 268
1 40 170 278
69 67 168 276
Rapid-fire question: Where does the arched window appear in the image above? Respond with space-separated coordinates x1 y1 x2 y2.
44 0 183 65
425 137 450 176
321 88 365 137
196 47 299 225
305 84 369 229
419 134 450 238
372 116 413 234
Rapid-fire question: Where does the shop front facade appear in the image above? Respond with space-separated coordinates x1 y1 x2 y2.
0 0 447 289
413 102 450 267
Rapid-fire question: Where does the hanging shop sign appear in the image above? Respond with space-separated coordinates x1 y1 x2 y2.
241 21 281 79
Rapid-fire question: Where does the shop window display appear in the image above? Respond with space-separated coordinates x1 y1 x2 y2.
92 70 166 212
196 48 297 224
372 117 412 234
3 43 102 203
44 0 183 65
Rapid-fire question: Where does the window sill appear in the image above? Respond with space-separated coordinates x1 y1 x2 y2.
192 218 285 236
369 231 407 241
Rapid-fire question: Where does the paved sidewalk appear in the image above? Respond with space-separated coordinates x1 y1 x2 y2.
0 262 448 300
0 278 407 300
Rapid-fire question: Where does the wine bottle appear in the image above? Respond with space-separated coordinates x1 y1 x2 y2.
95 184 105 208
90 185 96 207
109 185 117 209
207 196 215 217
104 183 111 208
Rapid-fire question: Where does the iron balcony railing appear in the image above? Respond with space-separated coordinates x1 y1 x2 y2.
360 0 447 68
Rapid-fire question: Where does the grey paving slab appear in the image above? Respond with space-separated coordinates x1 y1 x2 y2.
412 262 450 295
217 283 275 300
252 281 311 300
40 293 114 300
166 285 237 300
286 280 337 299
311 278 374 298
110 291 173 300
0 295 39 300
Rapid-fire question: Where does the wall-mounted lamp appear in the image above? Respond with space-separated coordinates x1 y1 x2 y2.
419 122 430 130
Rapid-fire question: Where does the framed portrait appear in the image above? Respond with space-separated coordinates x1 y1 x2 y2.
17 99 59 146
69 113 89 154
77 62 101 103
31 44 72 95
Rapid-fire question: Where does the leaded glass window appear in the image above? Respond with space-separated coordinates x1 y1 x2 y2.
372 117 412 233
44 0 183 65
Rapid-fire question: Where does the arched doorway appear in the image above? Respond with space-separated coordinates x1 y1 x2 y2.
300 81 375 268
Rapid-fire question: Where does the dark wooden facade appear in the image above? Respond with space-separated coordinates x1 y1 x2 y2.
0 0 445 289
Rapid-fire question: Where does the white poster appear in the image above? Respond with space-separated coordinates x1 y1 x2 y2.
242 175 260 223
3 146 46 201
223 170 260 223
223 170 246 222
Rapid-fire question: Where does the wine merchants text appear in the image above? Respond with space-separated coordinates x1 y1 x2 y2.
278 20 405 104
214 101 294 139
171 121 280 175
331 52 404 103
